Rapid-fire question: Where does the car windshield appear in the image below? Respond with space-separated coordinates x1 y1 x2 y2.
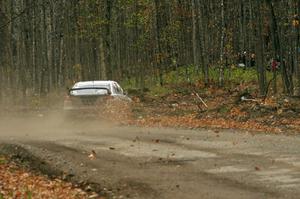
70 88 109 96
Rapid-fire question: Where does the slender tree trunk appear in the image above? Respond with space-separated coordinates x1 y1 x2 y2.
294 0 300 95
255 0 266 96
154 0 164 86
219 0 225 87
191 0 198 73
198 1 209 86
99 36 107 80
267 0 292 95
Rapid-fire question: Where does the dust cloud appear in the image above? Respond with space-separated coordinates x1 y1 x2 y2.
0 109 117 140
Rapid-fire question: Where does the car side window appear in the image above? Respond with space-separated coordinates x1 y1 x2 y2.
113 83 122 94
116 83 123 95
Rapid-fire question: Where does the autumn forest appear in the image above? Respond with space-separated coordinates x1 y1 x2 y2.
0 0 299 104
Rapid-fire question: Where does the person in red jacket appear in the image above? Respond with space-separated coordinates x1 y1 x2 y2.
271 58 279 71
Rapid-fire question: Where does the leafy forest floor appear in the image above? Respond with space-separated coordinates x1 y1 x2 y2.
0 155 102 199
125 81 300 135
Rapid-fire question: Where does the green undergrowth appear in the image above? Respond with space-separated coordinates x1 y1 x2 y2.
122 65 279 98
163 65 259 84
0 156 7 165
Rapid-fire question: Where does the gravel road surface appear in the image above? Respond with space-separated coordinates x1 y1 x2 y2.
0 116 300 199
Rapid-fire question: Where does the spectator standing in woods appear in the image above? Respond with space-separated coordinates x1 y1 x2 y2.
242 52 247 67
271 58 279 71
250 53 255 67
237 52 247 68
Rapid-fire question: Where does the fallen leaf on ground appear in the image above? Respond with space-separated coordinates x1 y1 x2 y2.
88 150 96 160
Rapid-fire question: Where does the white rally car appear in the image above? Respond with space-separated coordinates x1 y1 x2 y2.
63 81 131 117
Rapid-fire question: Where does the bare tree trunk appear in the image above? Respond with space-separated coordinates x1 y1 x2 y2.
219 0 225 87
99 36 107 80
294 0 300 95
267 0 292 95
191 0 198 73
154 0 164 86
197 0 209 86
255 0 266 96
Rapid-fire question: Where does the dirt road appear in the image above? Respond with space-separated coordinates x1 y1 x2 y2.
0 116 300 199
